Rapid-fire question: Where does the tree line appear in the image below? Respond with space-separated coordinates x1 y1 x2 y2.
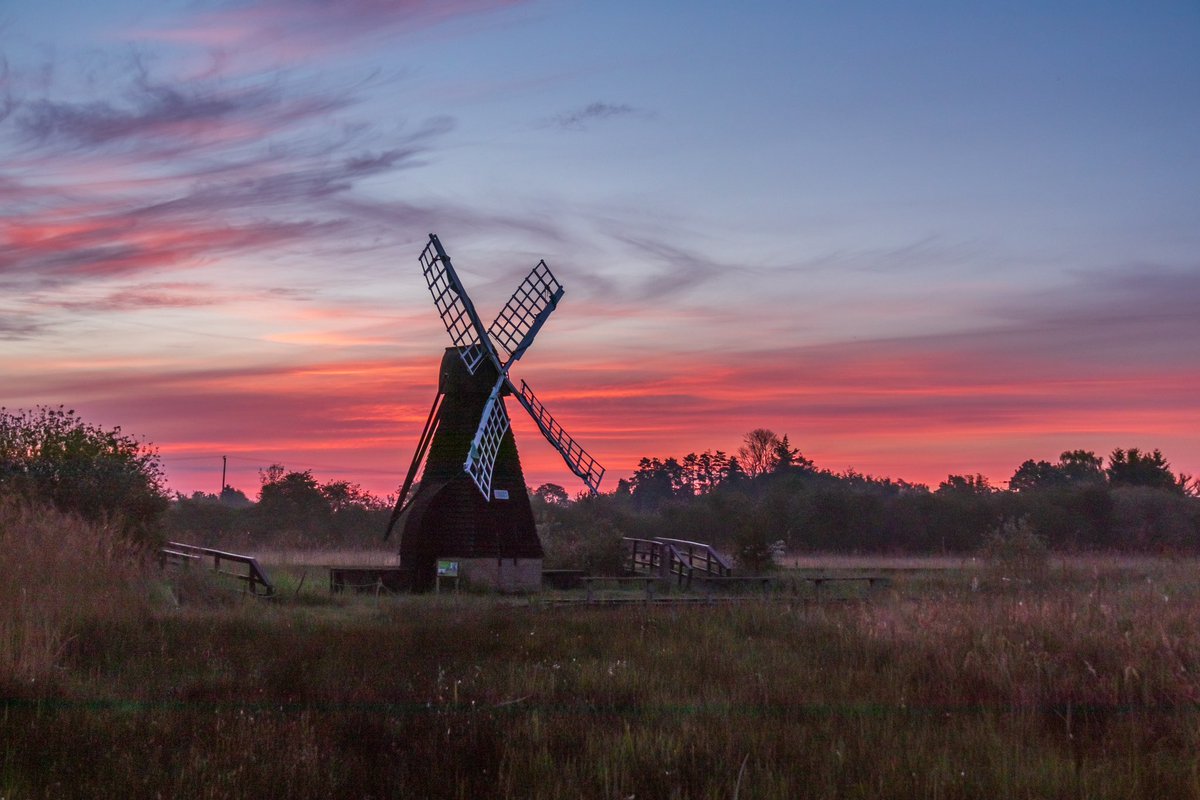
167 464 392 549
533 429 1200 572
3 408 1197 563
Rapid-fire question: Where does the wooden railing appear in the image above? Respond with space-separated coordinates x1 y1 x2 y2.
625 537 661 574
622 537 732 588
653 537 732 578
160 541 275 596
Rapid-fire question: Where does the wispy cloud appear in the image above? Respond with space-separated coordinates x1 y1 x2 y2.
997 263 1200 342
567 233 727 305
14 81 340 155
134 0 531 67
34 281 299 313
3 0 1195 497
0 55 453 291
0 314 44 341
550 102 647 130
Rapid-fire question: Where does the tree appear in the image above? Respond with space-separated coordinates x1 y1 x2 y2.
730 506 779 573
167 491 244 545
679 450 737 495
1057 450 1105 485
319 479 388 541
1009 460 1065 492
219 485 252 507
255 466 331 536
936 474 995 496
532 483 570 506
1010 450 1107 492
771 435 813 475
932 474 999 550
0 406 168 545
1184 475 1200 498
1107 448 1181 493
628 457 684 510
259 463 286 487
737 428 779 479
721 457 747 486
319 479 385 513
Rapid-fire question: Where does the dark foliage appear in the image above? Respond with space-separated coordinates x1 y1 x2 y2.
1106 448 1184 493
536 433 1200 563
166 465 390 548
0 406 168 546
159 429 1199 559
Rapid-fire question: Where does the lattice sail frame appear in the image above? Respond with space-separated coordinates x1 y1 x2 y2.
419 234 495 375
464 377 511 499
417 233 604 500
487 261 563 368
515 380 605 493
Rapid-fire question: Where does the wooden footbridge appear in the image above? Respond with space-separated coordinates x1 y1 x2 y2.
159 541 275 596
622 537 733 587
575 536 889 605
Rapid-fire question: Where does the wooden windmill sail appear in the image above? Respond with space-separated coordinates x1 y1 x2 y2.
384 234 604 590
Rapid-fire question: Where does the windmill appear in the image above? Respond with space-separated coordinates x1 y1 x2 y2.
384 234 604 591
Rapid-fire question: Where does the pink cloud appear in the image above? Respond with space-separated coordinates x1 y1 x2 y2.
7 317 1198 499
133 0 530 66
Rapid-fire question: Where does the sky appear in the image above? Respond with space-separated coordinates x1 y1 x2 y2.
2 0 1198 500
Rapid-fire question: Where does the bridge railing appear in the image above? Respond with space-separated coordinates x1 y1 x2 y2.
622 537 732 588
624 537 664 575
653 537 733 578
160 541 275 596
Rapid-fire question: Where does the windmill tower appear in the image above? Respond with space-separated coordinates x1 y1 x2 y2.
384 234 604 591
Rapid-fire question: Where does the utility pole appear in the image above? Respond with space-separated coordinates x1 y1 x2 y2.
221 455 227 498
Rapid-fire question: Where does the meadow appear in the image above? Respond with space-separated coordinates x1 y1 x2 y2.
3 502 1200 799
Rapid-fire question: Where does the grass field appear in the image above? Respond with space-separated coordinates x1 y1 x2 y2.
3 510 1200 798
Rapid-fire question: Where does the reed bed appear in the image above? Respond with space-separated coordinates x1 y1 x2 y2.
2 531 1199 798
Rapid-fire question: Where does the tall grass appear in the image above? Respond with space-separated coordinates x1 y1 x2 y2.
3 527 1200 797
0 499 148 694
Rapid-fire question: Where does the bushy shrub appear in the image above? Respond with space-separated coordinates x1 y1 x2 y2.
543 521 627 575
536 493 631 574
0 406 168 546
982 517 1050 585
731 508 778 573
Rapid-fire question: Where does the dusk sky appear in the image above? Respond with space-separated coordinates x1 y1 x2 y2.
3 1 1198 500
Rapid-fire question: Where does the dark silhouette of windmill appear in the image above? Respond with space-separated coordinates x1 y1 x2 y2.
384 234 604 590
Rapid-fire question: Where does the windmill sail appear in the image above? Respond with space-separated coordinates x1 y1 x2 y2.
408 233 603 506
514 380 605 494
464 377 511 499
419 234 497 375
487 260 564 368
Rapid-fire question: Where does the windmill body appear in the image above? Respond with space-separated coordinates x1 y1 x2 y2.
386 234 604 591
